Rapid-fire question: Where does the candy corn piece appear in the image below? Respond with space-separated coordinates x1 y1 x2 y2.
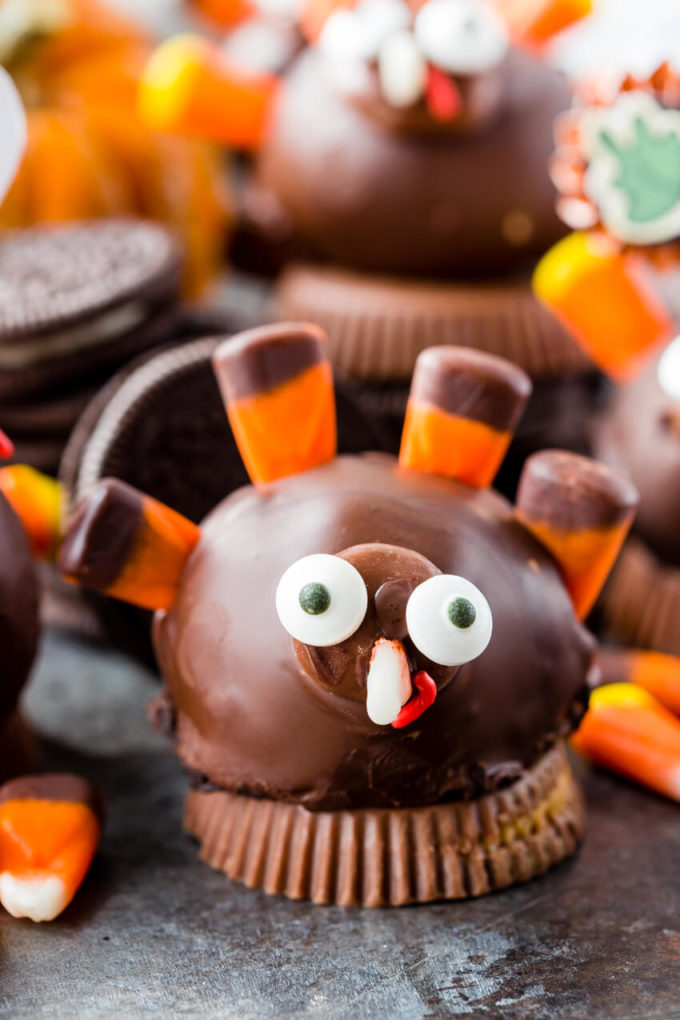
190 0 254 28
399 347 531 488
139 34 277 151
497 0 592 48
533 232 674 381
598 648 680 718
59 480 200 611
572 684 680 802
0 466 62 560
213 324 337 485
516 450 639 619
0 775 102 922
0 429 13 458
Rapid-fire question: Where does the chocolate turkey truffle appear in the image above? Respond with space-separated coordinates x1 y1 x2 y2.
60 323 637 906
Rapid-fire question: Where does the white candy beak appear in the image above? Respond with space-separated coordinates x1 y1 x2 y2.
0 871 69 922
366 638 412 726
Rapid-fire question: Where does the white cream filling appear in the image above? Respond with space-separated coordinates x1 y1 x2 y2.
0 301 150 370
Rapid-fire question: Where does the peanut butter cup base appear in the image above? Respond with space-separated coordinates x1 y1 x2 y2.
602 538 680 656
273 264 593 383
185 744 583 907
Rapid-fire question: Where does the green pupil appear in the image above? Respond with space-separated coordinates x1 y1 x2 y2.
299 582 331 615
448 597 476 629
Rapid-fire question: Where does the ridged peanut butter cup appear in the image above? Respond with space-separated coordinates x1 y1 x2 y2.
185 744 584 907
601 538 680 657
273 264 594 383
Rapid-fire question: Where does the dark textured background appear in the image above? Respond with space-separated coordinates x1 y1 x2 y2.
1 628 678 1018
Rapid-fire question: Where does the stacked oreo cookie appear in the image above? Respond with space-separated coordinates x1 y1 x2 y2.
0 219 183 474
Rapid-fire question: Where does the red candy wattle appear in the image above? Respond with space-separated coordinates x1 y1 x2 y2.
425 66 463 123
392 670 438 729
0 430 14 458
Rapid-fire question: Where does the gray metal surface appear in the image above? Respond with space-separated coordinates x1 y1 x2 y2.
2 628 679 1019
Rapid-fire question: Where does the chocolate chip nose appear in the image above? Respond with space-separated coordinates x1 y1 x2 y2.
374 579 417 641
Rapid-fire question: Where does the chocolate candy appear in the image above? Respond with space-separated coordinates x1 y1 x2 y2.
0 774 102 922
400 346 531 487
213 323 336 483
516 450 639 619
60 479 200 612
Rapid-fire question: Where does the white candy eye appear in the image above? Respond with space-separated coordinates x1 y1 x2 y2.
320 0 411 63
658 336 680 401
415 0 509 75
405 574 492 666
276 554 368 647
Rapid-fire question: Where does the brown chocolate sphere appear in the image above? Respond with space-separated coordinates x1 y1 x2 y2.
153 453 594 811
253 47 569 276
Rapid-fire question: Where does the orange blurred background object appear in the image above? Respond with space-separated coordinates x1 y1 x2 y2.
533 232 674 381
493 0 593 47
139 34 277 151
189 0 255 29
0 0 229 295
572 684 680 803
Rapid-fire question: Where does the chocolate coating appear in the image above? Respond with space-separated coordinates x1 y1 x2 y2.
0 494 39 723
212 323 326 402
0 773 104 822
254 48 569 276
153 454 595 811
595 354 680 563
411 347 531 430
60 480 143 591
517 450 640 532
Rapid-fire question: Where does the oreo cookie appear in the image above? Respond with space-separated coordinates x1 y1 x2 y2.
0 219 187 475
59 334 389 666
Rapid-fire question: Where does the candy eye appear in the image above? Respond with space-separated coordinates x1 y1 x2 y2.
414 0 509 75
658 336 680 401
276 554 368 646
405 574 492 666
320 0 411 64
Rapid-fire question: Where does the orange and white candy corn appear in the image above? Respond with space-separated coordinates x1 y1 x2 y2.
534 232 674 381
0 465 62 560
399 346 531 489
516 450 639 619
189 0 255 28
0 775 102 922
139 33 277 151
598 648 680 718
59 479 200 611
494 0 592 48
572 683 680 803
213 323 337 485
